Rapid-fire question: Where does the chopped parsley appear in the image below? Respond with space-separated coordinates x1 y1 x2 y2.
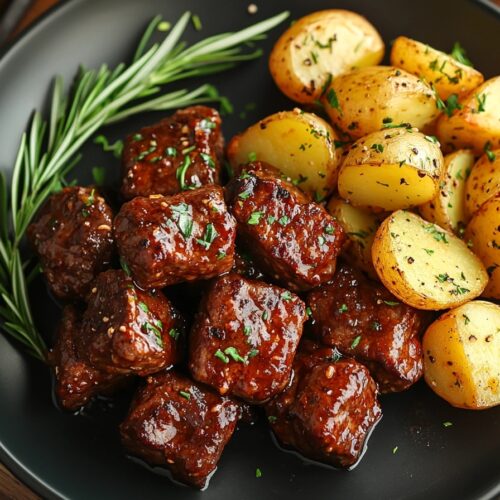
200 152 215 168
144 322 163 347
247 211 264 225
392 446 398 454
423 224 448 243
165 146 177 157
281 291 293 301
120 256 131 276
215 349 230 363
306 306 312 317
443 421 453 428
462 314 470 325
324 224 335 235
351 335 361 349
169 328 180 341
224 346 247 363
196 223 218 250
475 93 487 113
138 302 149 313
278 215 290 226
85 188 95 206
450 42 472 67
371 143 384 153
424 248 435 255
383 300 399 306
179 390 191 400
255 468 262 478
338 303 348 313
132 133 143 141
325 88 342 114
371 321 382 331
484 141 496 162
267 415 278 424
171 203 193 239
176 155 192 190
217 250 226 260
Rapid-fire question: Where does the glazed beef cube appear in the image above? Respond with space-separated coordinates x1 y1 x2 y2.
50 306 124 411
307 264 424 393
121 106 223 199
79 270 183 375
266 340 382 468
189 273 306 403
226 163 345 291
27 186 114 300
120 371 240 489
114 186 236 289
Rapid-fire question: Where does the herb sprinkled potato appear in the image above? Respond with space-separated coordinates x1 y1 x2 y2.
323 66 440 139
372 210 488 310
423 300 500 409
390 37 484 100
464 194 500 299
436 76 500 154
419 149 474 234
337 127 443 211
464 149 500 217
269 10 384 104
227 109 342 200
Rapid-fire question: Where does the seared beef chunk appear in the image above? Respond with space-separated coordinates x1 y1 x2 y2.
226 162 345 291
121 106 223 199
27 187 114 300
307 264 424 393
50 306 124 411
79 270 182 375
114 186 236 289
120 371 240 489
189 273 306 403
266 340 382 468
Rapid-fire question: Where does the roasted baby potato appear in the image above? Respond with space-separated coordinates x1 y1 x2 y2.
436 76 500 154
337 127 443 211
390 37 484 100
372 210 488 310
423 300 500 409
327 197 383 279
418 149 474 233
465 195 500 299
269 10 384 104
323 66 439 139
464 150 500 217
227 109 342 200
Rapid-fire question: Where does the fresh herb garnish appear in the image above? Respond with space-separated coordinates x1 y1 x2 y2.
338 304 348 313
179 390 191 400
383 300 399 306
200 152 215 168
351 335 361 349
169 328 180 340
484 141 496 162
450 42 472 67
196 223 218 249
325 88 342 114
176 154 192 190
170 202 193 238
215 349 230 363
224 346 247 363
94 135 124 158
247 211 264 225
281 291 293 301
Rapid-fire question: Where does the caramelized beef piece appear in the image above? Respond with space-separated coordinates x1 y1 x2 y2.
189 273 306 403
114 186 236 289
266 340 381 468
226 163 345 291
120 371 240 489
27 187 114 300
79 270 183 375
307 264 424 393
50 306 124 411
121 106 223 199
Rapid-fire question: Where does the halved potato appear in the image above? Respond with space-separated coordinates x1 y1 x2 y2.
227 109 342 200
338 127 443 211
269 10 384 104
323 66 439 139
327 197 383 279
372 210 488 310
423 300 500 409
464 150 500 217
436 76 500 154
390 36 484 100
465 195 500 299
418 149 474 233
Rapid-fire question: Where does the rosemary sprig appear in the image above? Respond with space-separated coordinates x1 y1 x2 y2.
0 11 289 361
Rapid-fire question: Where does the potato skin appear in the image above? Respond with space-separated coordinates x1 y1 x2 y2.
338 127 443 211
390 36 484 100
465 195 500 299
323 66 439 139
227 109 342 200
372 210 488 310
464 150 500 218
436 76 500 154
423 300 500 409
418 149 474 233
269 10 384 104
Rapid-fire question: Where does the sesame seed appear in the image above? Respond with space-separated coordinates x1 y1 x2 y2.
325 365 335 378
119 325 127 332
97 224 111 231
102 316 109 323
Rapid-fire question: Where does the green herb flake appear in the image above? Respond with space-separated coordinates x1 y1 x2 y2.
179 390 191 400
224 346 247 363
351 335 362 349
443 421 453 428
247 211 264 225
217 250 227 260
239 188 253 200
383 300 399 306
339 303 348 314
424 248 435 256
450 42 473 67
200 152 215 168
423 224 448 244
171 202 193 239
371 321 382 331
215 349 230 364
196 223 218 250
278 215 290 226
462 314 470 325
324 224 335 235
191 14 202 31
248 151 257 162
138 302 149 313
255 468 262 478
371 143 384 153
392 446 398 454
484 141 496 162
85 188 95 206
92 166 106 186
475 93 487 113
169 328 180 341
176 155 192 191
306 306 313 317
132 133 143 141
81 208 90 218
165 146 177 157
262 310 269 321
267 415 278 424
281 291 293 301
326 88 342 114
267 215 276 224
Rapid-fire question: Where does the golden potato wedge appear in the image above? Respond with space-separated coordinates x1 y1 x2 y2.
418 149 474 233
327 197 383 279
436 76 500 154
372 210 488 310
423 300 500 409
464 150 500 217
338 127 443 211
465 195 500 299
323 66 439 139
269 10 384 104
227 109 342 200
390 36 484 100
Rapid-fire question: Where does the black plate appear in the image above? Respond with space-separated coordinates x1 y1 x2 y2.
1 1 499 499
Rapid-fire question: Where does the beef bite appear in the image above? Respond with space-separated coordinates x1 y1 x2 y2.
27 186 114 301
79 269 183 376
114 186 236 289
189 273 306 403
120 370 240 489
226 162 345 291
50 306 125 411
121 106 223 200
307 264 424 393
266 339 382 468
